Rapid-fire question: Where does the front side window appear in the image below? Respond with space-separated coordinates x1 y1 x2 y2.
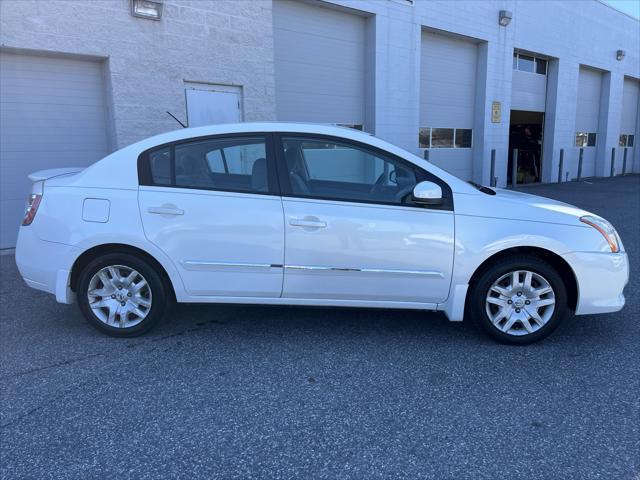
145 136 270 193
282 136 418 205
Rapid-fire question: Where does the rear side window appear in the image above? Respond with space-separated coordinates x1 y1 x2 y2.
149 148 171 186
140 136 272 194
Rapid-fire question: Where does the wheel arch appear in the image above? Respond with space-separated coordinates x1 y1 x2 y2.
466 246 578 311
69 243 177 301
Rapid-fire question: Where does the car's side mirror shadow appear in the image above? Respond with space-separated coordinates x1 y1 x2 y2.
412 181 443 205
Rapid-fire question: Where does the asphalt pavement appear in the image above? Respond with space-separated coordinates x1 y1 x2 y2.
1 175 639 479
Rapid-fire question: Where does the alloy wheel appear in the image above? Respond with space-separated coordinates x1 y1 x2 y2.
87 265 152 328
485 270 556 336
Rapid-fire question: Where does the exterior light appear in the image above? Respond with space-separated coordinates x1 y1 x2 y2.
616 50 625 61
499 10 512 26
131 0 163 20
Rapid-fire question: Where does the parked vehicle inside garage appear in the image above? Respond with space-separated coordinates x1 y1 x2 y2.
15 123 629 344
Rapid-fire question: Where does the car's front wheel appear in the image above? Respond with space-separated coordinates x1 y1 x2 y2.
77 253 170 337
468 255 568 345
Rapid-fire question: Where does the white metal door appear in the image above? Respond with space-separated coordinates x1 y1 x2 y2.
0 52 109 248
420 31 478 180
621 77 639 173
273 0 365 126
185 85 241 127
575 66 603 178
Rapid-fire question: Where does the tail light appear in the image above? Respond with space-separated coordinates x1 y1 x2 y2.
22 193 42 226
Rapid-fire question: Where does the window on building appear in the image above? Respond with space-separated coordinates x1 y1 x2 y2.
575 132 597 148
619 134 635 147
518 54 535 73
455 129 473 148
513 52 548 75
418 128 472 149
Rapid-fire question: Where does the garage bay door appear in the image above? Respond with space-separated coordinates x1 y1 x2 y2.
0 52 109 248
420 31 478 180
273 0 365 127
575 66 603 178
620 77 639 173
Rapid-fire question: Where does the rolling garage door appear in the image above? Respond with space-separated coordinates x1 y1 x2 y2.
0 52 109 248
420 31 477 180
620 77 639 173
273 0 365 127
575 66 603 178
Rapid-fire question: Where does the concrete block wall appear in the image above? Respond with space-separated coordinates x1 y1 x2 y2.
0 0 276 150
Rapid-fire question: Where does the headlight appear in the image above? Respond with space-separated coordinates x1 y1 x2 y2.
580 215 620 253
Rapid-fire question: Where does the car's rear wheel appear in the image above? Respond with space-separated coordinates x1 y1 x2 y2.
77 253 169 337
468 255 568 345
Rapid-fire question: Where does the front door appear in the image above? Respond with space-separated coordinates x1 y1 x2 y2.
138 134 284 297
277 135 455 304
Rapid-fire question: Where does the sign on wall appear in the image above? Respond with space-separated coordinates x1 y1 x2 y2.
491 101 502 123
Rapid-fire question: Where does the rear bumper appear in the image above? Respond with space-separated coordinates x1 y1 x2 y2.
15 226 79 304
562 251 629 315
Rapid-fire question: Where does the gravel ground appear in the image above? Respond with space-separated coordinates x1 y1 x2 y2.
1 175 639 479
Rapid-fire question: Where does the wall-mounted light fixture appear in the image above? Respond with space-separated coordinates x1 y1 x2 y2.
131 0 163 20
616 50 625 61
499 10 512 26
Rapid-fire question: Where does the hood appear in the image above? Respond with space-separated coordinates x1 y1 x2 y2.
456 186 593 226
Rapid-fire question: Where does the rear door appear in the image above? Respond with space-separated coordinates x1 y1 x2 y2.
276 134 455 304
138 134 284 298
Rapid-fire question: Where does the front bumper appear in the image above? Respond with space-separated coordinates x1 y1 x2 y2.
15 226 80 304
562 251 629 315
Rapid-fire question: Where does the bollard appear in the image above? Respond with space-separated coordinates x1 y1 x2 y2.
622 147 628 175
610 148 615 177
424 149 429 162
490 149 496 187
511 148 518 187
577 148 584 181
558 149 564 183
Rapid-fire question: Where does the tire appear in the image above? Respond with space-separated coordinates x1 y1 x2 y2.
467 255 568 345
77 252 170 337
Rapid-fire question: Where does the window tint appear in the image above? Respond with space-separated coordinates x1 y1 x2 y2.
431 128 454 148
587 133 597 147
628 134 635 147
282 137 418 205
535 58 547 75
170 136 268 192
149 147 171 186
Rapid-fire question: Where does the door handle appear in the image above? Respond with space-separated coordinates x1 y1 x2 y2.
148 206 184 216
289 217 327 229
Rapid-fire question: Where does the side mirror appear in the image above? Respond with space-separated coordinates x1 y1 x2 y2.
412 181 443 205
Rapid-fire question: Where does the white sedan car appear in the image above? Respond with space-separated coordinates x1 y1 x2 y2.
16 123 628 344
